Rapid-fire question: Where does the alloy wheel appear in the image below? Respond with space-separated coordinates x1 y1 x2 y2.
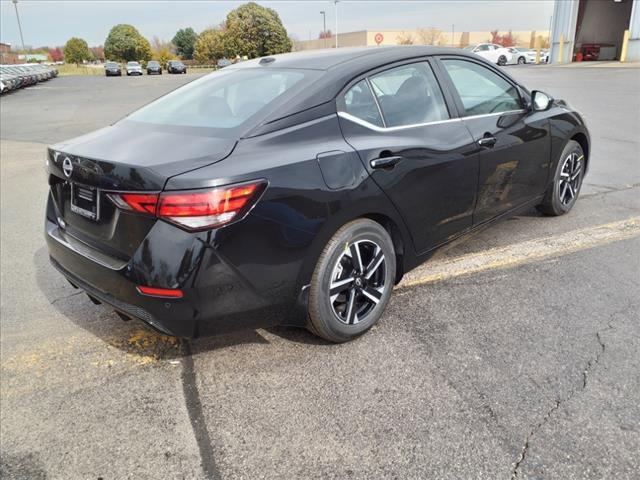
558 152 583 205
329 240 387 325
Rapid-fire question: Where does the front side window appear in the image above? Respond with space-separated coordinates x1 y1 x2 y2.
369 62 449 127
343 80 384 127
442 59 522 116
127 68 315 131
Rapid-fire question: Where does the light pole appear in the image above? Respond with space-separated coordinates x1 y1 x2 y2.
320 10 326 48
12 0 26 52
334 1 339 48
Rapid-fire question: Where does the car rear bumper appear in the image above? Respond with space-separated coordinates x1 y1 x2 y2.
45 194 300 337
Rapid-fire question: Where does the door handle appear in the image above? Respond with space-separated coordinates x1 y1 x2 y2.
478 135 497 148
370 155 403 169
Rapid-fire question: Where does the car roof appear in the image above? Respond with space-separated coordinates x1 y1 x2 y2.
229 46 462 71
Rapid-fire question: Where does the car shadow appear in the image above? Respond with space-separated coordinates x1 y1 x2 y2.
34 246 277 361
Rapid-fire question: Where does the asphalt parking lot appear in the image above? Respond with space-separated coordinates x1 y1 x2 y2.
1 66 639 479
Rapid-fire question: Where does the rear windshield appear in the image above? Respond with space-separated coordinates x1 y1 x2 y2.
126 68 319 132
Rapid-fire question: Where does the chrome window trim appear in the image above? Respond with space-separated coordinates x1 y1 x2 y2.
462 109 527 120
337 109 526 132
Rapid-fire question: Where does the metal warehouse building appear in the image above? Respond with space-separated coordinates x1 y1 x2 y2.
550 0 639 63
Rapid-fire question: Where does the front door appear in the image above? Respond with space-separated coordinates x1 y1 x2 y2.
337 61 478 254
437 57 550 224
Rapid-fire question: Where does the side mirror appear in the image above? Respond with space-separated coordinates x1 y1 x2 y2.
531 90 553 111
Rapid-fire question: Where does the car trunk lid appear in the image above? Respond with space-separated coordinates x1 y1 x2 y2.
47 121 236 259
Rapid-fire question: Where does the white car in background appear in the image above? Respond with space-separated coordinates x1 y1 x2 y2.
125 61 143 76
464 43 513 66
541 50 550 63
509 47 538 64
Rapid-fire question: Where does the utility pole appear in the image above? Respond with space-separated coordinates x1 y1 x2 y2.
12 0 26 52
334 1 339 48
320 11 326 48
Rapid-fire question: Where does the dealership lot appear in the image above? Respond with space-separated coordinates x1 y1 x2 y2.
1 66 639 479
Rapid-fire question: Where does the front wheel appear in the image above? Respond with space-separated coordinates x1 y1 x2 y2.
308 219 396 343
518 56 526 64
537 140 585 216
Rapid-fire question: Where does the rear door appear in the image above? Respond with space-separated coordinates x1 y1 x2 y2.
338 60 478 254
436 57 550 224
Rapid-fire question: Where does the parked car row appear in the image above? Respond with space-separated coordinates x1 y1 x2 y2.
104 60 188 76
464 43 549 66
0 63 58 94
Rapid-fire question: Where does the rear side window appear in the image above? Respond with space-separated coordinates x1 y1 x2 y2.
369 63 449 127
343 80 384 127
442 59 522 116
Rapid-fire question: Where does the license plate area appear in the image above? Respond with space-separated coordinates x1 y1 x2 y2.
70 183 100 221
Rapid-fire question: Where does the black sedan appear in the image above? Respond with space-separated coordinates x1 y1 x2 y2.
104 61 122 76
45 47 590 342
167 60 187 74
146 60 162 75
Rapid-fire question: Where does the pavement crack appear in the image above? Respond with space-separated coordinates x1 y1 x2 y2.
180 340 220 480
582 183 640 198
50 290 83 305
582 332 605 388
510 326 611 479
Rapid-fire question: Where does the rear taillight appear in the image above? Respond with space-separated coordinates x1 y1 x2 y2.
136 286 183 298
107 180 266 231
107 193 158 214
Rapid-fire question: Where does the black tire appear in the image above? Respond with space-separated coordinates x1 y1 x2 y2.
498 55 507 66
308 219 396 343
518 56 526 64
537 140 585 216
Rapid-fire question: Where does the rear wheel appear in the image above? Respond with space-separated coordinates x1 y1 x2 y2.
498 55 507 66
308 219 396 343
537 140 584 216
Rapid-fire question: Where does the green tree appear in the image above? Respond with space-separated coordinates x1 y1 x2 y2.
223 2 292 58
193 29 227 64
63 37 92 65
172 27 197 59
104 24 152 62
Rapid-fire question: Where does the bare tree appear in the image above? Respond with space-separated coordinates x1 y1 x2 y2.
396 31 415 45
417 27 445 46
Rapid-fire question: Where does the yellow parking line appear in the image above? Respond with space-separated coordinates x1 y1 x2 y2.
399 217 640 289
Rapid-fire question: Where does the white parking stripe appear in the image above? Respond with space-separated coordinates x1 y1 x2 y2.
399 217 640 289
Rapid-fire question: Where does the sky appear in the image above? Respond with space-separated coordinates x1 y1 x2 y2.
0 0 555 49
